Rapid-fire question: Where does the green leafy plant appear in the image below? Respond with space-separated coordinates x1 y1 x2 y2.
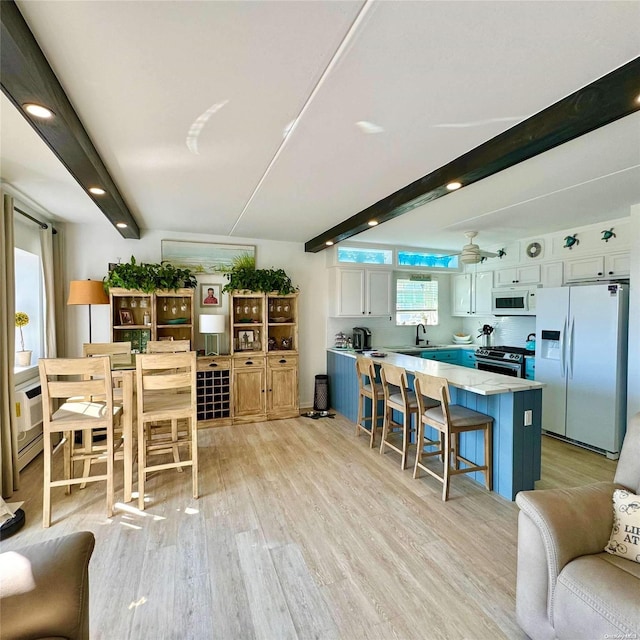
221 255 297 294
15 311 29 351
104 256 197 293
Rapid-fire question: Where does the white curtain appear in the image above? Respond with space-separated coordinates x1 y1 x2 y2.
1 194 20 497
40 226 57 357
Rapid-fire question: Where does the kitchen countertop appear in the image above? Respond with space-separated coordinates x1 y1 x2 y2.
326 348 544 396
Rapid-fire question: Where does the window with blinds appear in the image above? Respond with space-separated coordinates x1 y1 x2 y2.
396 277 438 325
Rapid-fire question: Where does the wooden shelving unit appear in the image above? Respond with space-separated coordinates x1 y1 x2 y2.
109 288 194 351
230 292 299 422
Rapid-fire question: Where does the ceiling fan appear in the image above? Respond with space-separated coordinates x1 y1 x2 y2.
454 231 499 264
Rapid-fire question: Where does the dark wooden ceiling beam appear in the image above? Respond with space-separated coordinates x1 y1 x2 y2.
305 57 640 253
1 0 140 238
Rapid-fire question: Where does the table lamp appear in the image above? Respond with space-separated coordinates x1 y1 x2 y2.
199 314 225 355
67 279 109 343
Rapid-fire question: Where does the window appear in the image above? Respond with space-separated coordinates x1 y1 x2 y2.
397 250 458 269
396 276 438 325
337 246 392 265
14 248 44 369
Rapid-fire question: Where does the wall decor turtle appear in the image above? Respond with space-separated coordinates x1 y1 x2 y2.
563 234 579 249
601 228 616 242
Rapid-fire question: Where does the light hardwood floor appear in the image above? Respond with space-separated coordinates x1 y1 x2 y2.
2 415 616 639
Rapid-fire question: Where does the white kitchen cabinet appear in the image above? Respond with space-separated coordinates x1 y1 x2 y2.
331 267 392 317
452 271 493 316
541 262 563 288
494 264 540 287
564 252 629 282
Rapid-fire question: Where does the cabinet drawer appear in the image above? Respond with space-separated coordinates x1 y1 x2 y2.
197 357 231 371
268 355 298 369
232 356 266 370
461 350 477 367
421 350 457 362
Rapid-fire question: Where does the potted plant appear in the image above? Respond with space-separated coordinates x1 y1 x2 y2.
103 256 197 293
15 311 31 366
221 253 298 294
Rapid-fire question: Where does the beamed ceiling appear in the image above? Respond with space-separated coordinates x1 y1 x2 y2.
1 0 639 255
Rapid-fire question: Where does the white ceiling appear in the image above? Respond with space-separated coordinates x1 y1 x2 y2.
2 0 639 254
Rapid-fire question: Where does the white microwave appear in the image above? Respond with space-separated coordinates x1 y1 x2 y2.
491 287 537 316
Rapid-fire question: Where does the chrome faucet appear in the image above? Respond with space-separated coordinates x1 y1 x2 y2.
415 323 427 346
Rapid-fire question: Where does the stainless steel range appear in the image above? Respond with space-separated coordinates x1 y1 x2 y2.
475 346 534 377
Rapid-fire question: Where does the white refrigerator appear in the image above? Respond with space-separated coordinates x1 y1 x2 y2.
535 283 628 457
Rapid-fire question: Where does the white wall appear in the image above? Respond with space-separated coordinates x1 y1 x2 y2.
63 218 327 407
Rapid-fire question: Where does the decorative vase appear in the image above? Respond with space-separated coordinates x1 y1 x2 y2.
16 350 32 367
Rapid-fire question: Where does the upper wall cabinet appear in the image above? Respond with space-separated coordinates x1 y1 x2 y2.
494 265 541 287
564 252 630 283
330 267 392 317
452 271 492 317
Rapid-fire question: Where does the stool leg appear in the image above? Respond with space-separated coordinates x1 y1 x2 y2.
356 391 364 437
138 421 146 511
413 419 424 479
191 418 199 499
379 404 390 455
484 423 493 491
401 410 409 470
442 430 451 501
369 396 377 448
43 429 52 528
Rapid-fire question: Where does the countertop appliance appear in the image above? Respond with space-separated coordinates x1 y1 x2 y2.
352 326 372 351
475 346 533 378
491 287 537 316
535 283 628 458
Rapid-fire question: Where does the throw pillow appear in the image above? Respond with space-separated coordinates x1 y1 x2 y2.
605 489 640 564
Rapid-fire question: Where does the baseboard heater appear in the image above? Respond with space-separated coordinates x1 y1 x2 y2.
15 379 44 471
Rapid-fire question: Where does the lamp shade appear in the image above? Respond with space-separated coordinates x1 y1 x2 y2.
199 314 225 334
67 280 109 305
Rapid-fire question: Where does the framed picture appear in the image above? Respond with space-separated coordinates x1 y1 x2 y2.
201 284 221 307
161 240 256 275
119 309 134 325
238 330 254 350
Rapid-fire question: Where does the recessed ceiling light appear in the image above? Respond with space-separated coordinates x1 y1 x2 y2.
116 222 128 229
446 181 462 191
325 241 334 246
23 103 54 119
89 187 106 195
367 220 379 226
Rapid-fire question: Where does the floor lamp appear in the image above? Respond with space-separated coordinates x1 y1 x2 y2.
67 279 109 343
199 314 225 355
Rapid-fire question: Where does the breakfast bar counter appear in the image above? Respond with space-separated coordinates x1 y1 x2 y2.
327 348 544 500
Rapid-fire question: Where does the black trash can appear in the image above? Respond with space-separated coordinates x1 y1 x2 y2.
313 374 329 412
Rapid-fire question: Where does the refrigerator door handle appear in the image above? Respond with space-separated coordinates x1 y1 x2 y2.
568 316 575 380
560 317 567 377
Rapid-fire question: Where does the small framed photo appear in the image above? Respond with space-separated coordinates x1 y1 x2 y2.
201 284 221 307
119 309 134 325
238 330 254 350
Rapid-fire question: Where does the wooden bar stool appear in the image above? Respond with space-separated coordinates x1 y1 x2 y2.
413 371 493 500
82 342 134 501
39 357 122 527
146 340 190 353
379 363 421 470
355 356 384 447
136 351 198 510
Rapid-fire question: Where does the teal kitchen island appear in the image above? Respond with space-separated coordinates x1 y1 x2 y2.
327 349 544 501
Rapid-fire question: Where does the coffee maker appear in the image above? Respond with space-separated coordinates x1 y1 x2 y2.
352 327 372 351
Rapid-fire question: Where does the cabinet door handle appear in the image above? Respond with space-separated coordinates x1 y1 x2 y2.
609 271 614 275
597 272 603 276
245 360 253 365
279 359 286 364
208 363 218 367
